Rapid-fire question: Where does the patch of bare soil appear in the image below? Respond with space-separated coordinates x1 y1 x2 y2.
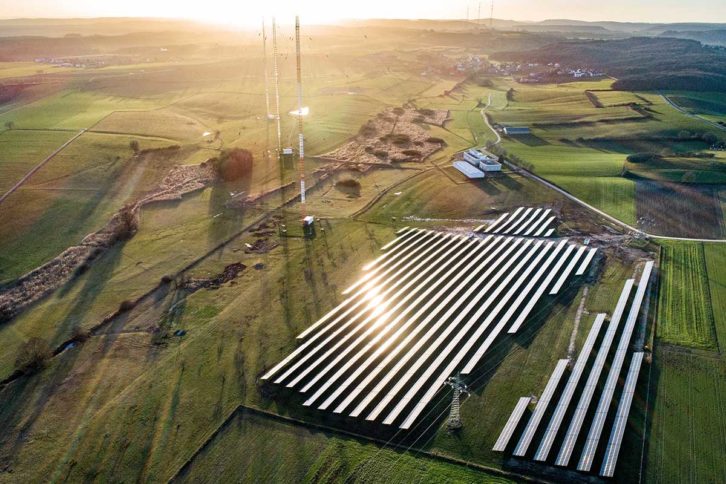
181 262 246 292
635 180 724 238
0 162 218 322
320 106 449 169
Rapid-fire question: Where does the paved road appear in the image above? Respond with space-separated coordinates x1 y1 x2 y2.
661 94 726 132
0 129 86 205
479 97 726 243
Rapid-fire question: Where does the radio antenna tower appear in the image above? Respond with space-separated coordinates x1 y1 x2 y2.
294 15 306 210
271 17 282 154
477 2 481 29
445 374 469 431
262 18 271 120
490 0 494 29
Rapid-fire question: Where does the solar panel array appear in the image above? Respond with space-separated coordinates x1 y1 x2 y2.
494 261 654 478
263 221 595 430
476 207 557 237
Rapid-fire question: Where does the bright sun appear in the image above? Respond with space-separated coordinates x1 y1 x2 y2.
104 0 345 27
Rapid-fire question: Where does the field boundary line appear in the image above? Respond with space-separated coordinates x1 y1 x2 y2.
0 128 86 205
168 404 547 484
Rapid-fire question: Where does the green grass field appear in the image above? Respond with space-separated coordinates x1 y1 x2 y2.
0 129 76 192
177 409 514 483
646 349 726 484
625 152 726 184
657 242 718 350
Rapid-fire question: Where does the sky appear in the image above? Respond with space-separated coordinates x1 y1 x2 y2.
1 0 725 26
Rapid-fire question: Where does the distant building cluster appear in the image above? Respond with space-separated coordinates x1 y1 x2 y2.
480 61 606 84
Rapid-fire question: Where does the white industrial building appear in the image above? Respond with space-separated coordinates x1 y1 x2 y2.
453 161 485 179
463 149 502 172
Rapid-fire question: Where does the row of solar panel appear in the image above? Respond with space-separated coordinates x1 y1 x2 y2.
475 207 556 237
262 225 595 429
493 261 653 478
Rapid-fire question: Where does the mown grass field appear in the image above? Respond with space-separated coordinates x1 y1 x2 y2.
0 129 75 192
646 349 726 484
657 242 718 350
177 409 515 483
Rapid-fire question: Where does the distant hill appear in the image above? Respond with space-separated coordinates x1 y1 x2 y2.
0 17 222 38
493 37 726 91
659 29 726 46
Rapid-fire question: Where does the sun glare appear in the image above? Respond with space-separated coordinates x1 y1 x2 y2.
101 0 345 27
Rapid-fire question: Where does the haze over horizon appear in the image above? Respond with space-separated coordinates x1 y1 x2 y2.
1 0 724 27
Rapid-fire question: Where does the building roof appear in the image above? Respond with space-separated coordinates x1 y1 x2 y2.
453 161 485 179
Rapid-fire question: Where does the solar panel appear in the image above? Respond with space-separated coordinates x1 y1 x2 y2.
533 216 556 237
513 359 570 456
483 212 510 233
362 238 537 422
523 209 552 236
261 232 456 381
534 314 606 462
577 261 653 472
357 228 425 274
294 237 480 392
393 241 552 429
513 208 543 235
600 352 645 477
489 207 524 233
575 247 597 276
315 237 504 410
502 207 534 234
342 237 523 417
555 279 635 467
344 229 434 295
462 240 569 373
300 237 496 406
507 244 576 334
380 227 413 250
295 230 434 342
493 397 532 452
278 236 470 387
549 245 587 295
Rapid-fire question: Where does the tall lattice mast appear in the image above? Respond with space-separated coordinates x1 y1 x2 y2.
262 18 271 119
490 0 494 29
294 15 306 208
272 17 282 154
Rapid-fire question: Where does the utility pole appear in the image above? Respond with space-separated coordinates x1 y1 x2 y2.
446 374 469 431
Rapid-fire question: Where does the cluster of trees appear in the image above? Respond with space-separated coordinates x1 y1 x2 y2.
212 148 254 182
